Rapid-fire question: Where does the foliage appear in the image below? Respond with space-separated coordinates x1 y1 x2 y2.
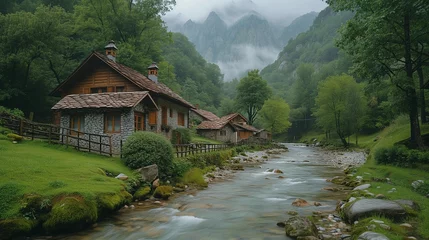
314 74 366 146
374 146 429 168
235 70 272 125
184 149 235 169
0 218 35 239
153 186 173 200
122 131 174 176
170 158 193 180
414 182 429 196
6 133 23 142
133 187 151 201
0 106 24 118
96 191 132 214
171 128 192 144
0 183 23 219
182 168 208 188
259 97 292 134
328 0 429 148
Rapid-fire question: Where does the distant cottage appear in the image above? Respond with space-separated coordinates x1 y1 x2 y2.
51 41 193 154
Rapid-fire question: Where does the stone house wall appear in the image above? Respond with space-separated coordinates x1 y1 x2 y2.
197 125 237 143
155 98 189 139
189 111 204 127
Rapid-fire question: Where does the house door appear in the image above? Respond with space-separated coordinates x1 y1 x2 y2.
161 106 168 126
134 112 145 131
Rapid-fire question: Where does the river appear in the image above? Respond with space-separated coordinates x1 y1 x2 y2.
60 144 347 240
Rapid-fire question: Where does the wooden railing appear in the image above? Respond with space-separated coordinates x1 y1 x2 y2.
174 143 232 158
0 113 113 156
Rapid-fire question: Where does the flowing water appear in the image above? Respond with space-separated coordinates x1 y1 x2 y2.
61 144 346 240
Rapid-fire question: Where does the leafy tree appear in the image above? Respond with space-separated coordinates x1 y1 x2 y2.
327 0 429 148
218 98 238 116
235 70 272 125
259 97 292 134
314 74 366 146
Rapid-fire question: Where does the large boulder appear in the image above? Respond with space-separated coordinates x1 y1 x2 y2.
358 231 390 240
137 164 158 182
344 199 407 223
284 216 318 238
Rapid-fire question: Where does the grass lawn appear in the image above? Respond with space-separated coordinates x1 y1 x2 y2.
0 138 134 220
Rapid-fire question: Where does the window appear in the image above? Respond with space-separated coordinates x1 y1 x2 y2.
116 86 125 92
220 130 227 136
134 112 144 131
178 112 185 126
162 106 168 125
70 115 84 135
169 108 173 118
91 87 107 93
104 113 121 133
148 111 157 125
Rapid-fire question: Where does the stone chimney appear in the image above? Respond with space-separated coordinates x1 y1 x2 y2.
148 62 159 82
104 40 118 62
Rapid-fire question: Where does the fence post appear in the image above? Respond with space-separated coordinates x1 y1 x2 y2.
61 128 64 144
120 140 122 159
48 126 52 144
88 134 91 153
77 131 80 151
65 130 69 148
31 124 34 140
109 136 112 157
19 119 23 136
99 135 102 155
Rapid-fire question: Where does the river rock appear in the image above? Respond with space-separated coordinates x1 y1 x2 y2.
284 216 318 238
274 169 284 174
136 164 158 182
358 231 390 240
115 173 128 180
152 179 160 188
277 221 286 227
292 198 310 207
344 199 407 223
411 180 424 189
297 236 318 240
288 211 298 216
400 223 413 230
314 202 322 206
353 184 371 191
395 199 420 211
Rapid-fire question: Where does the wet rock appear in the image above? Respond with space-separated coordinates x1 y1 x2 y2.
314 202 322 207
274 169 284 174
297 236 318 240
292 198 310 207
344 199 407 223
278 176 285 179
400 223 413 230
358 231 389 240
115 173 128 180
370 220 384 224
277 222 286 227
375 194 386 199
353 184 371 191
136 164 158 182
285 216 318 238
323 187 339 192
288 211 299 216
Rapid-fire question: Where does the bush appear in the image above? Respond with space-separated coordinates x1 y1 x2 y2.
182 168 208 188
170 158 193 179
153 186 173 200
171 128 192 144
0 106 24 118
374 146 428 168
122 132 174 177
184 149 235 169
6 133 23 142
415 183 429 196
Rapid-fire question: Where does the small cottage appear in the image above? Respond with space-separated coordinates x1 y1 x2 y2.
196 113 259 143
189 107 220 126
50 41 194 153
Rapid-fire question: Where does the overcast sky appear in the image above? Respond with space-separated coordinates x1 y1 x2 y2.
166 0 328 24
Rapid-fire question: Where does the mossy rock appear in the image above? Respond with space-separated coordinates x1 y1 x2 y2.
97 190 132 215
0 218 36 239
182 168 208 188
230 164 244 171
43 195 97 233
153 186 173 200
20 194 51 219
6 133 23 142
133 187 151 200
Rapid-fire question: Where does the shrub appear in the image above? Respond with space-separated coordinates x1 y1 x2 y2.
133 187 151 200
153 186 173 200
0 106 24 118
374 146 427 168
6 133 23 142
415 183 429 196
184 149 235 169
0 126 12 135
171 128 192 144
170 158 193 179
182 168 208 188
122 132 174 177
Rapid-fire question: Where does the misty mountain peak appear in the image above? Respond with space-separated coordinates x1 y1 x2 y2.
206 11 224 23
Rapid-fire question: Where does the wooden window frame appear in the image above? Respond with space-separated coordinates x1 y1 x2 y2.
161 106 168 126
91 87 108 93
177 112 185 126
70 114 84 135
148 111 157 126
104 112 121 133
134 112 145 131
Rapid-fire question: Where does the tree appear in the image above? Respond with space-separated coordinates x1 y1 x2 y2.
314 74 366 147
327 0 429 148
235 70 272 125
259 97 292 134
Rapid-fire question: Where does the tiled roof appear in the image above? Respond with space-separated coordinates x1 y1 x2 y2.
233 123 259 132
52 92 156 110
93 52 194 108
191 108 220 121
196 113 256 131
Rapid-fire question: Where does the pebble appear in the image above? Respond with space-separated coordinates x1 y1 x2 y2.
130 205 135 209
379 224 391 230
370 220 384 224
400 223 413 229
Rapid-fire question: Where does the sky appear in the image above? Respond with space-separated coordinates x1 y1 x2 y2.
166 0 328 24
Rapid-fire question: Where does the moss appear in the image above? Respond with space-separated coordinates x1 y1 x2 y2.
20 194 51 220
6 133 23 142
0 218 36 239
43 195 97 233
351 217 406 240
133 187 151 200
182 168 208 188
97 190 132 214
153 186 174 200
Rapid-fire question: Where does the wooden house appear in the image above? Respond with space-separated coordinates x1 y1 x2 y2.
196 113 259 143
50 41 194 154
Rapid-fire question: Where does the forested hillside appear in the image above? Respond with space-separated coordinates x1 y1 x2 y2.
0 0 223 121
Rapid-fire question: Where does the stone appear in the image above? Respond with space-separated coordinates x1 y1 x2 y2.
370 220 384 224
136 164 159 182
375 194 386 199
288 211 298 216
395 199 420 211
404 237 417 240
292 198 310 207
278 176 285 179
152 179 160 188
353 184 371 191
130 205 135 209
358 231 389 240
273 169 284 174
284 216 318 238
115 173 128 180
314 202 322 207
344 199 407 223
411 180 424 189
277 222 286 227
323 187 339 192
400 223 413 230
297 236 318 240
379 224 391 230
349 197 357 203
341 234 351 240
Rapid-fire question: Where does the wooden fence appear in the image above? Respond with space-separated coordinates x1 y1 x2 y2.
0 113 113 156
174 143 232 158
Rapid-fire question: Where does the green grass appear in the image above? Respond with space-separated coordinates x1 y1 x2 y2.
0 138 134 219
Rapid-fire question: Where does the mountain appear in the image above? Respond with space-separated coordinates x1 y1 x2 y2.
278 11 318 46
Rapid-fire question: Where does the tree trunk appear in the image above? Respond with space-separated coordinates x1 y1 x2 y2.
409 88 424 148
417 66 427 123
